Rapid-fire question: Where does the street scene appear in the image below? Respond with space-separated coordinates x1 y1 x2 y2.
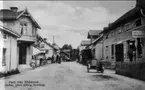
0 0 145 90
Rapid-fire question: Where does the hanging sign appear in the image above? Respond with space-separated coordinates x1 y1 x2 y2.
132 31 145 38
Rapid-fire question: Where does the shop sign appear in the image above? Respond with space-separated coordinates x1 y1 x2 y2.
132 31 145 38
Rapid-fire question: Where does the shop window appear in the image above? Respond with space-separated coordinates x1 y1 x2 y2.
2 48 6 66
135 19 142 27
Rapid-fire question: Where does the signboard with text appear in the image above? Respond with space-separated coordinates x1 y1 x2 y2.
132 31 145 38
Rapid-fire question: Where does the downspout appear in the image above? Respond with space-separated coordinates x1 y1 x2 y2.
9 36 12 71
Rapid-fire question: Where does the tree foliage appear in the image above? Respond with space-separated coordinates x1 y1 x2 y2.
62 44 72 50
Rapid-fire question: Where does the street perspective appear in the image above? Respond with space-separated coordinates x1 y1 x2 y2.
0 0 145 90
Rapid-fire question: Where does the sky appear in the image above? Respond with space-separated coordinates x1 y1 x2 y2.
1 1 136 48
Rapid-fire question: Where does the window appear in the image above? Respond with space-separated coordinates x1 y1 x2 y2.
105 46 109 59
105 35 108 39
45 50 49 54
3 32 7 39
2 48 6 66
111 44 114 59
116 27 122 34
40 43 45 48
135 19 142 27
20 23 27 35
125 23 130 31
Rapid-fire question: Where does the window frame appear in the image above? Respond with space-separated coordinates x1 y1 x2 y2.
2 48 6 66
20 23 28 35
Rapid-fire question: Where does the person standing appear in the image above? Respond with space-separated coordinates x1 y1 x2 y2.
128 42 136 62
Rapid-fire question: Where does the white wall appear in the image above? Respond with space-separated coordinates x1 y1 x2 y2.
95 43 103 60
0 30 4 72
2 32 18 72
10 36 18 70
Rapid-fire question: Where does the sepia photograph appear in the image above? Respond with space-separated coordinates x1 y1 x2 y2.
0 0 145 90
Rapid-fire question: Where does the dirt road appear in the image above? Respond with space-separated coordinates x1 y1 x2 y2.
1 62 145 90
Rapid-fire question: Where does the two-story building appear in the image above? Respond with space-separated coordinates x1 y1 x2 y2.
87 30 102 59
0 7 41 69
0 21 20 73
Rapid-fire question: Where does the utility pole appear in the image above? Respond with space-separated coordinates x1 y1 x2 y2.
53 35 55 44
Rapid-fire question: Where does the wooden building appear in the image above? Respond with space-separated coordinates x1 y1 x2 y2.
102 6 145 68
0 7 41 70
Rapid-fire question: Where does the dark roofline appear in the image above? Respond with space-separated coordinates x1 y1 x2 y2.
0 8 41 29
103 6 142 34
87 30 102 39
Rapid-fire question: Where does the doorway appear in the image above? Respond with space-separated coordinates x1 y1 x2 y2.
19 44 27 64
115 43 124 62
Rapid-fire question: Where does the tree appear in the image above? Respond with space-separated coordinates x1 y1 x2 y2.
68 44 72 50
62 44 69 49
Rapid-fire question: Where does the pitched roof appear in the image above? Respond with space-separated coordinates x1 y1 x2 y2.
0 25 21 38
87 30 102 38
103 6 142 34
81 40 91 46
0 8 41 29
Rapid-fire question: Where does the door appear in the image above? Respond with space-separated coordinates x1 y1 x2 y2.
115 43 124 62
19 44 27 64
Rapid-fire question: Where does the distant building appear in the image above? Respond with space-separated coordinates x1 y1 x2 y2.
33 35 55 60
91 33 103 60
87 30 102 59
79 40 91 51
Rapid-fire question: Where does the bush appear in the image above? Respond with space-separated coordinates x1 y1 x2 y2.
2 68 20 77
116 62 145 81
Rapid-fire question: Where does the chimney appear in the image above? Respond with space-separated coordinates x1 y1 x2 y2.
10 7 18 12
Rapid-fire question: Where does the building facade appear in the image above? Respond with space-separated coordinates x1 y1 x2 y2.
102 6 145 68
0 7 41 68
87 30 102 59
92 34 103 60
0 23 20 72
